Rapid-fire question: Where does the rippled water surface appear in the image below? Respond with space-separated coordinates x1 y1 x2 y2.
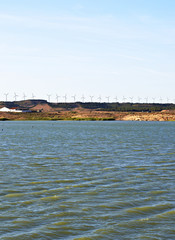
0 121 175 240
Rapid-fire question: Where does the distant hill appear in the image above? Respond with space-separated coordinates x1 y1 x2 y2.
0 99 48 111
0 99 175 112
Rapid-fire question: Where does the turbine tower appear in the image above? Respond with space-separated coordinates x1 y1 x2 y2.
56 94 60 103
72 95 76 102
159 97 163 103
144 97 148 103
81 95 85 102
32 93 35 99
129 97 133 103
47 94 51 102
98 95 102 103
4 93 9 102
106 96 110 103
114 96 118 102
122 96 126 103
138 96 141 103
63 94 67 103
152 97 155 103
14 92 18 101
90 95 94 102
23 93 27 100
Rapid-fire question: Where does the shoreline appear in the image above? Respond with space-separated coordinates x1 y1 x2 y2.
0 110 175 121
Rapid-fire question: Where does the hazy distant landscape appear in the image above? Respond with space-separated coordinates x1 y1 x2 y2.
0 99 175 121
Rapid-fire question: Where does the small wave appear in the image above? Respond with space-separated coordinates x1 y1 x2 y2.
156 209 175 218
0 205 11 210
53 221 68 226
43 211 85 220
40 195 60 201
73 237 92 240
19 199 36 205
0 215 17 220
94 228 121 236
4 193 25 198
12 219 33 226
84 191 98 195
97 204 121 210
149 190 168 195
126 203 173 215
28 179 76 185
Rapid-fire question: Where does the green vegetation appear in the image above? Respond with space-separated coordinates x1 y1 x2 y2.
70 117 115 121
0 117 9 121
50 102 175 112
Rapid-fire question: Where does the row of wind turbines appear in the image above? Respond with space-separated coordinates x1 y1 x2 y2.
2 93 175 104
4 93 36 102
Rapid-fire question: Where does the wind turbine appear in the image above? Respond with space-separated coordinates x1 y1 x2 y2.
98 95 102 102
63 94 67 103
122 96 126 103
114 96 118 102
32 93 35 99
56 94 60 103
129 97 133 103
72 95 76 102
14 92 18 101
144 97 148 103
159 97 163 103
47 94 51 102
81 95 85 102
90 95 94 102
166 97 169 103
152 97 155 103
138 96 141 103
4 93 9 102
23 93 27 100
106 96 110 103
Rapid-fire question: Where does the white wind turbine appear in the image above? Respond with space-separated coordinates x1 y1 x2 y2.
98 95 102 102
90 95 94 102
32 93 35 99
63 94 67 103
81 95 85 102
138 96 141 103
4 93 9 102
72 95 76 102
23 93 27 100
144 97 148 103
152 97 155 103
14 92 18 101
122 96 126 102
56 94 60 103
129 97 133 103
47 94 51 102
114 96 118 102
106 96 110 103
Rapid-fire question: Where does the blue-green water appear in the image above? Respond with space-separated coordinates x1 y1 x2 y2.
0 121 175 240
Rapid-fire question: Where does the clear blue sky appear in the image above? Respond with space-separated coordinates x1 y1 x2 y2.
0 0 175 103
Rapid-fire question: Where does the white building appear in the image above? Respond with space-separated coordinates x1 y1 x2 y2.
0 107 22 112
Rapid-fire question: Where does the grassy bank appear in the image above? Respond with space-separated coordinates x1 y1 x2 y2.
0 110 175 121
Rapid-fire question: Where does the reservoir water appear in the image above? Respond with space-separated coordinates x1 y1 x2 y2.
0 121 175 240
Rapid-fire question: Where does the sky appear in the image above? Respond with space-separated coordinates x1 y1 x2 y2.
0 0 175 103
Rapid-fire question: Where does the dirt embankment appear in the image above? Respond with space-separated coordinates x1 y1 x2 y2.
0 108 175 121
